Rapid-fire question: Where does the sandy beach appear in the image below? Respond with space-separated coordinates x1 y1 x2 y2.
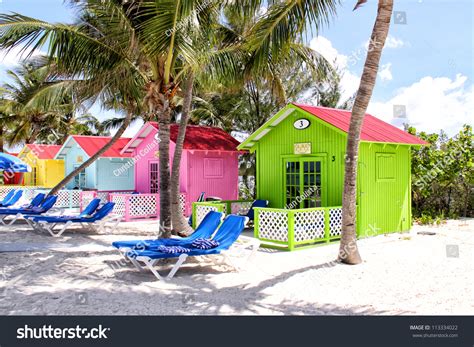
0 217 472 315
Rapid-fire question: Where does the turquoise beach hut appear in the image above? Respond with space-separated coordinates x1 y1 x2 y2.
55 135 135 191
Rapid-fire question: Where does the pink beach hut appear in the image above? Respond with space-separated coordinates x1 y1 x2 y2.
121 122 241 215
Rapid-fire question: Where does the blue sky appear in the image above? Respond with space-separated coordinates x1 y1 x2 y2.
0 0 472 139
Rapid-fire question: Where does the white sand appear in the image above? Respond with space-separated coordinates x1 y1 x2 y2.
0 217 472 315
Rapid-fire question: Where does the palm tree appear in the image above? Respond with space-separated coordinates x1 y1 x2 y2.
338 0 394 264
0 60 76 146
1 0 245 235
0 0 340 235
169 0 339 232
0 1 210 235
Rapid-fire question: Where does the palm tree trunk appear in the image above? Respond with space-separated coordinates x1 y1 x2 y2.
338 0 393 264
27 126 41 144
171 73 195 235
157 94 173 238
48 111 133 196
0 126 4 152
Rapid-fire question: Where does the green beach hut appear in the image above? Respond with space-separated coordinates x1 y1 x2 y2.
237 103 428 250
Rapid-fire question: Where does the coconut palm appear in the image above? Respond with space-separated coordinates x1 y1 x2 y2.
0 60 75 146
0 0 340 235
0 1 222 235
338 0 394 264
169 0 339 231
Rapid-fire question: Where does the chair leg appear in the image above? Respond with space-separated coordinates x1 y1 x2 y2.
137 257 164 281
24 218 35 230
120 248 146 272
135 254 189 281
50 222 71 237
167 254 188 279
6 214 21 226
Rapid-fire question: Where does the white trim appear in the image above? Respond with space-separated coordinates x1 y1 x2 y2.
271 108 294 126
253 128 272 140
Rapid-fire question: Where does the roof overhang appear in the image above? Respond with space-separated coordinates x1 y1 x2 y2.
54 136 77 160
237 104 297 151
121 123 159 154
237 103 430 150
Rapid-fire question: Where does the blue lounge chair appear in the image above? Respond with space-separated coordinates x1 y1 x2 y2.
187 192 206 227
25 198 101 232
0 195 58 226
21 193 46 209
127 215 259 280
243 199 269 221
0 189 16 207
112 210 224 253
0 192 44 211
0 189 23 207
29 202 119 237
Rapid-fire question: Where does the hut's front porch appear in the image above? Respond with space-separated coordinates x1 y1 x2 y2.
192 201 358 250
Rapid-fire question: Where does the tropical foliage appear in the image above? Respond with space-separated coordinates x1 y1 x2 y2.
409 125 473 223
0 59 107 149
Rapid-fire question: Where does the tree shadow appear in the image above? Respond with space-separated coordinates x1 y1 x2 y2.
0 245 412 315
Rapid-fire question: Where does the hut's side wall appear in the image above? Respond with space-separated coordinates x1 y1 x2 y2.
64 143 97 189
357 142 411 236
40 160 64 188
96 158 135 191
187 151 239 203
132 129 185 194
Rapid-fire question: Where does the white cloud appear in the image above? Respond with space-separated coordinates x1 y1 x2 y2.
378 63 393 82
364 35 406 50
310 36 360 101
309 36 472 136
0 46 44 68
368 74 473 135
122 120 144 138
385 36 406 49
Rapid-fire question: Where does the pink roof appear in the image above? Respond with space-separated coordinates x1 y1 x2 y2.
26 144 62 159
293 103 428 145
71 136 132 158
148 122 240 151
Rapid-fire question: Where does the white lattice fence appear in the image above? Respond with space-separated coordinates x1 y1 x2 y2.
70 190 81 208
194 203 225 228
110 194 126 217
80 191 97 211
34 189 82 208
0 186 15 200
0 186 41 200
329 207 343 237
230 201 253 215
128 194 159 219
294 209 326 242
56 191 70 208
256 209 289 242
179 193 186 215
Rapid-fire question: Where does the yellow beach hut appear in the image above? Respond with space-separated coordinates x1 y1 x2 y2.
18 144 64 187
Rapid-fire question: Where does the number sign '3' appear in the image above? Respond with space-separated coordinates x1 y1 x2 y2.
293 118 310 130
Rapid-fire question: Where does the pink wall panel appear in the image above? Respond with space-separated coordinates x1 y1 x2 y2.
187 151 239 202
